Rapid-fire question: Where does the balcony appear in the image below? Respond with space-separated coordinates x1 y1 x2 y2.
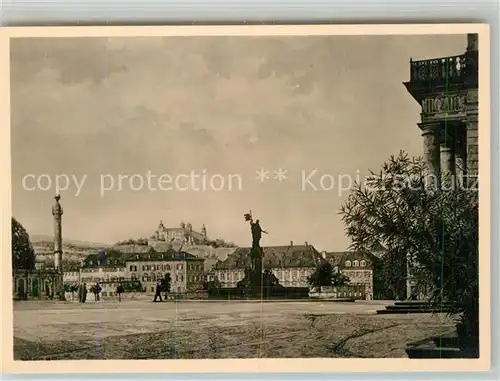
407 54 466 93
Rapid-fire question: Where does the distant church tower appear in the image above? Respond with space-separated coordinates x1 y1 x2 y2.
52 194 63 273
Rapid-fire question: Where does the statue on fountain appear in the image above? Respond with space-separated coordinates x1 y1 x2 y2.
240 211 269 298
244 211 268 249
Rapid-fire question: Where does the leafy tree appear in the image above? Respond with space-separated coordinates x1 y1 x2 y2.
115 237 149 246
262 269 280 287
12 217 36 271
206 238 237 248
331 271 350 287
205 278 222 297
122 280 143 292
12 218 36 300
162 273 172 293
307 262 350 291
371 255 394 300
307 262 334 291
339 151 479 351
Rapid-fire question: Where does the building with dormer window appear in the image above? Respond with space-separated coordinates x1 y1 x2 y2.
321 251 377 300
214 241 322 288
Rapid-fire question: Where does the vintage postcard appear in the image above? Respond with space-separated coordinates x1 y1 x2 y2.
0 24 491 374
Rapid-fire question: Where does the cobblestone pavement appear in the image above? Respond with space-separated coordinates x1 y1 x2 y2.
13 300 455 359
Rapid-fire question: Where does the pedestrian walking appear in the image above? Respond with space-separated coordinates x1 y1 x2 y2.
81 283 87 303
153 282 163 302
116 283 124 302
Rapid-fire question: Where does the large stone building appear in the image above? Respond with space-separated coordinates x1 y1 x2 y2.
322 251 376 300
403 33 479 298
214 242 323 288
77 246 205 297
404 33 478 188
150 220 208 245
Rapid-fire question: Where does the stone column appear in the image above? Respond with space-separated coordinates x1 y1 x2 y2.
465 33 479 190
440 132 456 189
419 122 441 189
52 195 65 300
454 125 467 188
465 92 479 189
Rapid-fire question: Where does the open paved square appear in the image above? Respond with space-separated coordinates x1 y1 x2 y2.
13 300 455 359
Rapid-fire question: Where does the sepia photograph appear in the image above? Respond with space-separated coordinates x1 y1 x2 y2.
1 25 490 373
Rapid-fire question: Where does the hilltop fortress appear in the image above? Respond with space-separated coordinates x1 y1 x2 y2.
149 220 208 246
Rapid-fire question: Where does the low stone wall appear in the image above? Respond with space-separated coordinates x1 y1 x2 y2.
64 291 151 302
64 291 206 302
310 285 366 300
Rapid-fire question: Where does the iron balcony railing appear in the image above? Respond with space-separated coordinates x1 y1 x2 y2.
409 54 467 89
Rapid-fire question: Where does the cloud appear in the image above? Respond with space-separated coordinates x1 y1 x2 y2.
10 34 468 249
11 38 128 85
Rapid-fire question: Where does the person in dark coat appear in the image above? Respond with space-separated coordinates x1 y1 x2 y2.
78 283 83 303
94 283 102 301
153 282 163 302
116 283 124 302
81 283 87 303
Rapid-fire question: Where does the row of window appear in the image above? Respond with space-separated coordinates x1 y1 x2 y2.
81 268 126 273
140 274 184 282
343 270 371 278
188 263 203 271
221 280 309 287
345 260 367 267
217 269 312 281
79 276 126 283
129 264 184 272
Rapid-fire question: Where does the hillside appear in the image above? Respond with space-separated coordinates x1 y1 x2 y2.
112 240 237 272
31 234 237 272
31 234 110 248
31 236 108 269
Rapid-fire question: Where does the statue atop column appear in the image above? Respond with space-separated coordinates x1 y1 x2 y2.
51 194 65 300
52 194 63 272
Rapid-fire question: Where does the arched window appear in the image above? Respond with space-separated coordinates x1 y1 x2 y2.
360 260 366 267
353 260 359 267
345 260 351 267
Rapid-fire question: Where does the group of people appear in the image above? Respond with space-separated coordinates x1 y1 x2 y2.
76 282 126 302
76 282 102 303
77 282 88 303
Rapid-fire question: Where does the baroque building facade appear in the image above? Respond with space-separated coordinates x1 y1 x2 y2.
149 220 208 246
322 251 376 300
404 33 478 189
213 242 323 288
403 33 479 299
76 246 205 297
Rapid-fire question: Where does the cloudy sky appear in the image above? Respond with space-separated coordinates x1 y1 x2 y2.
10 34 467 251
